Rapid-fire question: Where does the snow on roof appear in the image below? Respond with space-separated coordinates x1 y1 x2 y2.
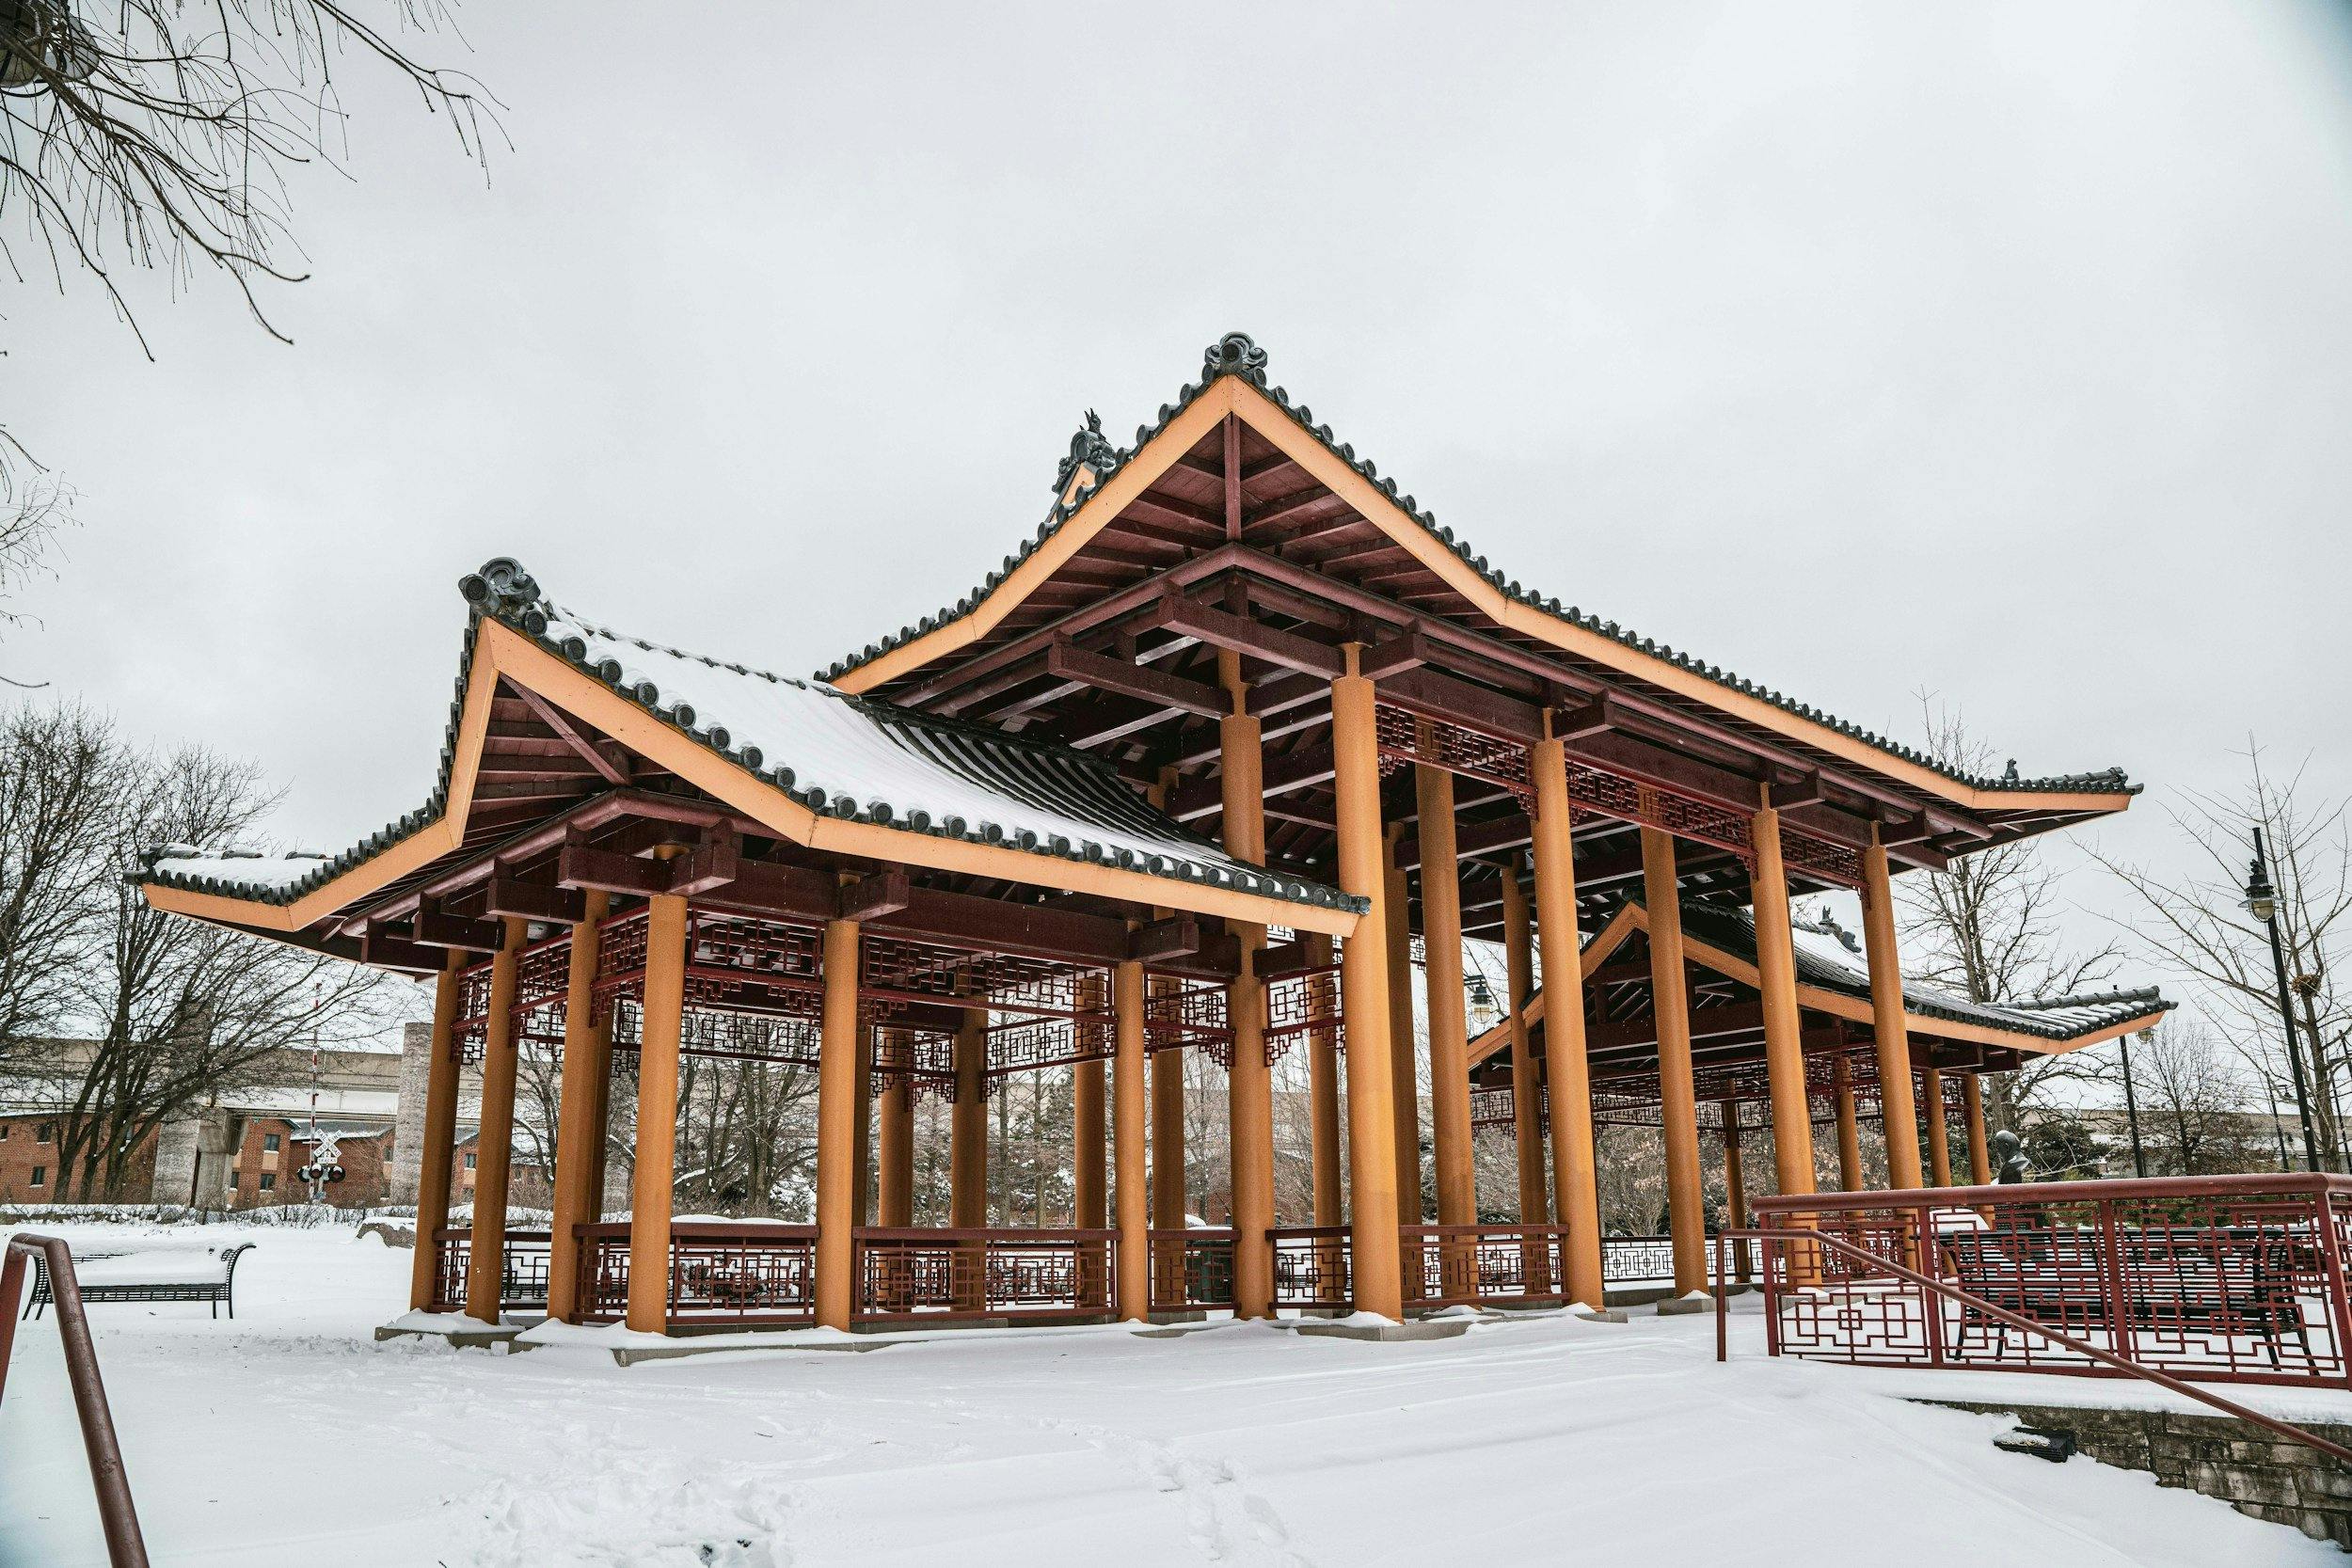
1675 899 2170 1042
143 559 1363 918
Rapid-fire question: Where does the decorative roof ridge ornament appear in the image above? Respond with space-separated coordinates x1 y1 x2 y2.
457 556 548 635
1202 331 1268 386
1053 408 1120 504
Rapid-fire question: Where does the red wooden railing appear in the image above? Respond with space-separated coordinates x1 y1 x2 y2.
426 1227 550 1314
852 1227 1115 1323
1270 1226 1352 1309
1404 1224 1571 1307
0 1235 150 1566
1742 1174 2352 1390
576 1223 817 1327
1150 1227 1235 1311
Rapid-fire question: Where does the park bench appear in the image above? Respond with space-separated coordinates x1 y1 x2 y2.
20 1243 255 1322
1941 1224 2312 1368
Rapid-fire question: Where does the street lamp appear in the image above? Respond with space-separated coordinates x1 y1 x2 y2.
2115 1028 2148 1179
2247 828 2322 1173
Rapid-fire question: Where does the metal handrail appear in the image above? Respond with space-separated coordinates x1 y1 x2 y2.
1714 1224 2352 1466
0 1233 151 1566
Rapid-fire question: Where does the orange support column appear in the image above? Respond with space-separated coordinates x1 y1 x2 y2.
1383 825 1421 1225
879 1037 914 1228
1416 758 1476 1243
1530 732 1603 1311
1833 1054 1863 1190
1963 1073 1993 1186
1073 1054 1106 1231
1642 826 1708 1303
465 917 528 1325
1751 800 1816 1200
547 892 611 1323
626 891 690 1334
1922 1069 1953 1187
1861 829 1925 1190
1306 933 1343 1227
815 916 863 1331
1114 958 1150 1322
1330 648 1404 1321
951 1012 988 1227
408 949 468 1312
1220 657 1275 1320
1500 863 1551 1294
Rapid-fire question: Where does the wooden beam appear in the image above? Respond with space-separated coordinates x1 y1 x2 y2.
413 910 504 952
506 681 630 785
1136 596 1344 678
1358 627 1433 682
1131 915 1202 963
484 877 586 925
1045 641 1226 719
837 868 911 922
359 930 450 973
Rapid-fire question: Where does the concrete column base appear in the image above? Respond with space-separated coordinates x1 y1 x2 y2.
1293 1318 1472 1342
1655 1294 1713 1316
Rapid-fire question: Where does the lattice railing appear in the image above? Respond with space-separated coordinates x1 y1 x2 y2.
426 1227 548 1313
1270 1227 1352 1309
1750 1176 2352 1390
853 1228 1115 1322
1150 1228 1236 1312
576 1222 817 1327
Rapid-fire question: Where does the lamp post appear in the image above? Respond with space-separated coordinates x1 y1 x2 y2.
2115 1028 2149 1179
2247 828 2322 1173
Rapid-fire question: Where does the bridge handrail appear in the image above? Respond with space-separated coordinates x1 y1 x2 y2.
0 1233 150 1566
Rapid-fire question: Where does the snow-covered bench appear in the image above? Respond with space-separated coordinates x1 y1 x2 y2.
20 1243 255 1321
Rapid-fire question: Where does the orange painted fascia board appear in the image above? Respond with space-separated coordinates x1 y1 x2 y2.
830 381 1241 695
1221 383 2131 819
1468 904 1639 1068
144 613 1358 940
134 623 507 931
832 374 2130 819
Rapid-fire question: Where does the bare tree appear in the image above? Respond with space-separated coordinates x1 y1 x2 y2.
45 735 387 1197
2096 742 2352 1168
1895 699 2120 1131
2 1 496 346
2111 1021 2268 1177
0 701 115 1066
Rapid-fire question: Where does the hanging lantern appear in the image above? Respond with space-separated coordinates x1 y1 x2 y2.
0 1 93 91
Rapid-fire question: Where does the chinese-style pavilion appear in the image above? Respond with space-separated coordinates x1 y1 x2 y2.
140 333 2165 1333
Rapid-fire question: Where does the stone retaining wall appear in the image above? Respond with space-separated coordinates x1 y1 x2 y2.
1919 1398 2352 1549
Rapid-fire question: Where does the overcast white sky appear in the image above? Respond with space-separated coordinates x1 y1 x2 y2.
9 1 2352 1046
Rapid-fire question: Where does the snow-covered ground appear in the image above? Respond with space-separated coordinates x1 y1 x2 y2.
2 1219 2340 1566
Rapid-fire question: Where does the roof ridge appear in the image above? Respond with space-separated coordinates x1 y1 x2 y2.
819 333 2137 799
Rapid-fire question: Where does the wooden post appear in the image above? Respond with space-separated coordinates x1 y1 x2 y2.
1383 824 1421 1226
1220 656 1275 1319
465 916 528 1324
851 1023 874 1227
1921 1068 1953 1188
1306 932 1343 1227
1750 800 1816 1199
626 889 690 1334
1643 825 1707 1301
547 891 611 1323
1331 648 1404 1321
1862 829 1925 1190
951 1012 988 1227
1530 732 1604 1310
1114 958 1149 1322
1833 1053 1864 1190
1724 1109 1751 1284
950 1007 988 1314
815 916 863 1331
1073 1055 1106 1230
408 949 469 1311
879 1037 914 1228
1416 758 1476 1240
1963 1072 1992 1186
1500 863 1550 1295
